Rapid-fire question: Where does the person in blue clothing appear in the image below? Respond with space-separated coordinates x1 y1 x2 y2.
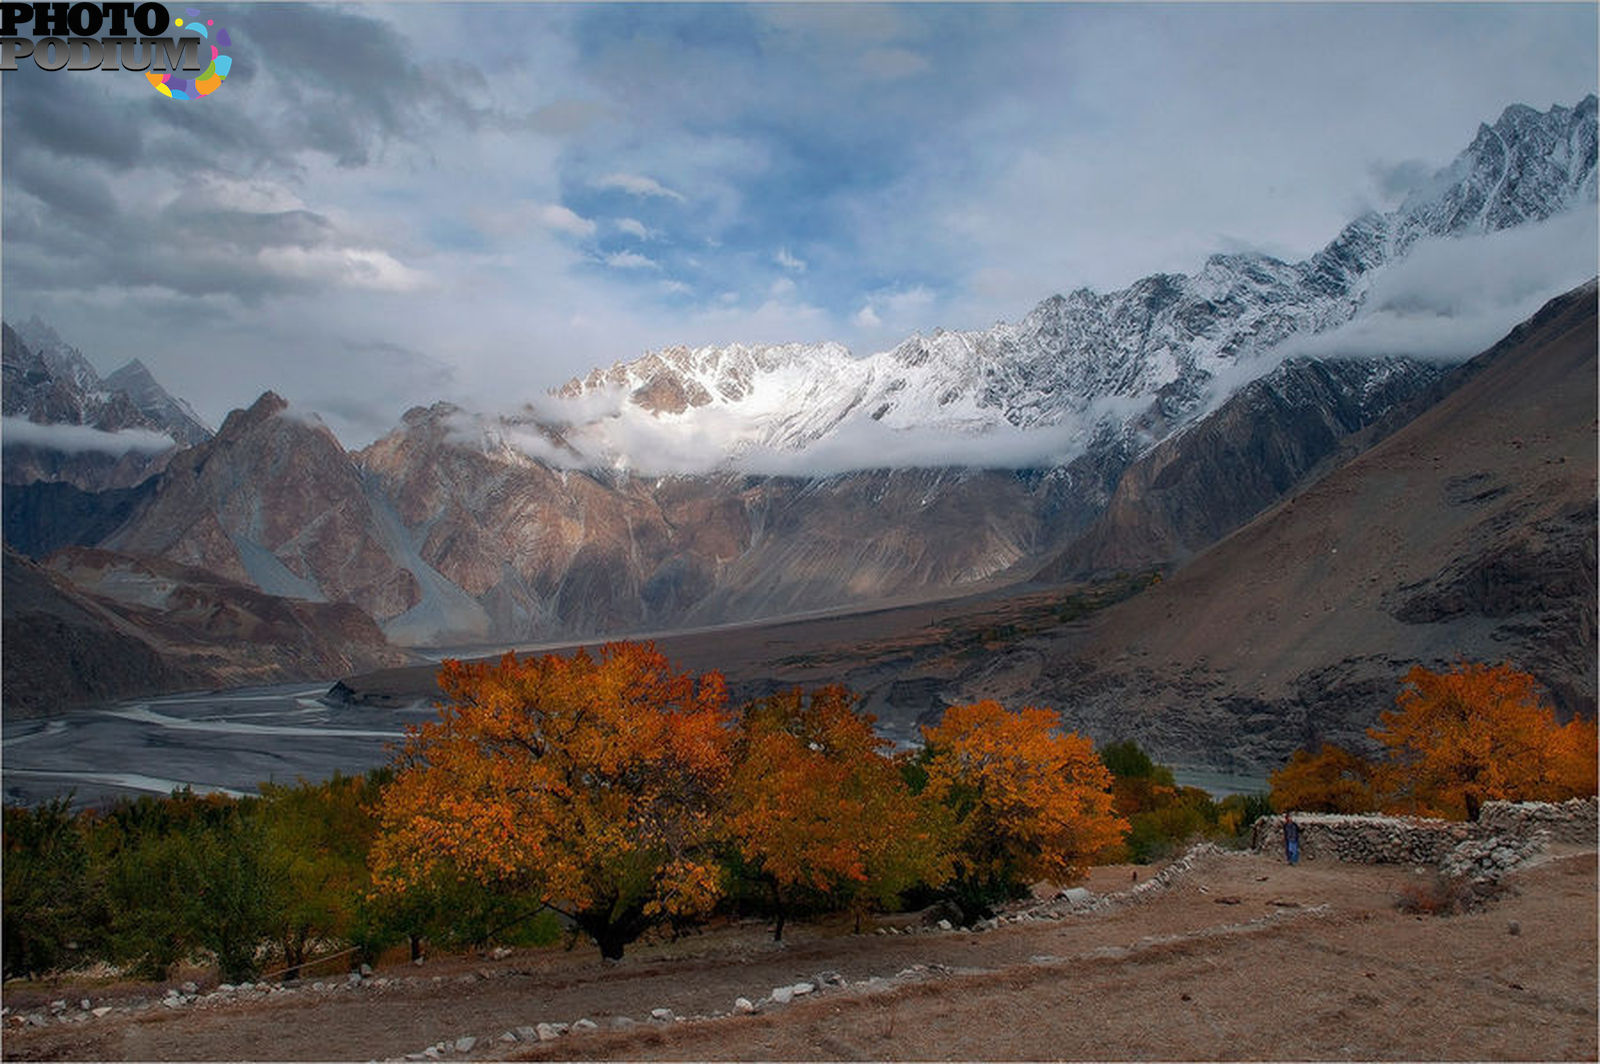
1283 812 1301 865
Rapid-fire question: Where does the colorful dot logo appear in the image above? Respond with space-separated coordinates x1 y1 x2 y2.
146 8 230 100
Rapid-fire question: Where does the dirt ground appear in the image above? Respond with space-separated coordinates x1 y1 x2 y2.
4 847 1595 1062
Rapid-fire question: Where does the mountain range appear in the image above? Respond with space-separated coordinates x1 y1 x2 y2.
3 96 1595 746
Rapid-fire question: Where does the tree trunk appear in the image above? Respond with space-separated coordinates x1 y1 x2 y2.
769 878 786 943
408 933 422 963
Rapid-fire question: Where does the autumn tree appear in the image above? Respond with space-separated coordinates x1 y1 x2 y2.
370 643 735 961
918 701 1127 922
1372 662 1598 820
727 686 949 940
1268 743 1377 815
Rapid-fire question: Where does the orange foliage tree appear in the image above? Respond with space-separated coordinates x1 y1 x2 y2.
918 701 1127 921
727 687 949 940
369 643 734 960
1268 743 1377 815
1372 662 1598 820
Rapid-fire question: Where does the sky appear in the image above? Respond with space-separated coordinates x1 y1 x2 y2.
2 2 1597 446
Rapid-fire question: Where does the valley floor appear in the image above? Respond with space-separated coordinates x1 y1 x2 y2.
4 848 1594 1062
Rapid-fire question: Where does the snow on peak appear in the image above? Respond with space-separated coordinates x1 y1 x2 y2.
514 97 1596 476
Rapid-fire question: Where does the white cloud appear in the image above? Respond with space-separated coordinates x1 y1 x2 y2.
2 417 176 455
603 251 660 270
256 246 427 292
533 203 596 238
853 304 881 329
1204 207 1599 407
595 172 686 202
1279 210 1598 363
614 217 653 239
775 247 807 272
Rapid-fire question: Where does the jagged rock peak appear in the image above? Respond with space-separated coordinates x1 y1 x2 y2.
216 391 290 438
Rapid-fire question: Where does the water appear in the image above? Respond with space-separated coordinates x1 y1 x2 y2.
3 681 438 809
3 683 1271 808
1170 767 1270 799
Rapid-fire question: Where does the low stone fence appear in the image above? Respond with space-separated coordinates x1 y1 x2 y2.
1251 797 1598 868
1479 797 1599 845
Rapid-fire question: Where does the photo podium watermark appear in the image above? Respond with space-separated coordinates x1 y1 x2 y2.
1 2 231 99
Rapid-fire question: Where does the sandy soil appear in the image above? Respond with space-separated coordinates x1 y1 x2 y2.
4 848 1594 1062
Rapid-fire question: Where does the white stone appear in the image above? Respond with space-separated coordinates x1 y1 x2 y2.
936 919 953 931
453 1036 476 1053
734 997 756 1014
91 1006 113 1018
573 1018 598 1031
536 1022 564 1041
499 1031 518 1043
650 1008 674 1021
515 1027 539 1042
791 982 815 996
770 987 794 1004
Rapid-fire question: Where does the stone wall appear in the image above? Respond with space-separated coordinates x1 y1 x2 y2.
1251 797 1598 868
1478 797 1599 846
1252 813 1474 865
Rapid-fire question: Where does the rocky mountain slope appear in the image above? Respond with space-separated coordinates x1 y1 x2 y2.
2 319 212 491
964 281 1598 770
2 545 412 719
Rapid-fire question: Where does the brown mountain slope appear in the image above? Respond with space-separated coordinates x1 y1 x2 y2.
965 281 1598 770
2 546 413 720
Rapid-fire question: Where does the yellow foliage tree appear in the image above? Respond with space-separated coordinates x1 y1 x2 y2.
369 643 734 960
728 686 949 939
919 701 1126 921
1268 743 1377 814
1371 662 1597 820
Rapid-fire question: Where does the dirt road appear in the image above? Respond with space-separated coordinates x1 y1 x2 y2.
5 848 1594 1061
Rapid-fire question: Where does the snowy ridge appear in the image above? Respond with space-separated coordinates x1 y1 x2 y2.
3 316 213 446
529 97 1596 475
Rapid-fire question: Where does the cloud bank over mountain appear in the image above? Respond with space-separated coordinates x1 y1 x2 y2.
3 5 1595 447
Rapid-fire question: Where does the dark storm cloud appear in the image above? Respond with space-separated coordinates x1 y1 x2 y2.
0 69 146 166
227 3 488 167
4 147 120 224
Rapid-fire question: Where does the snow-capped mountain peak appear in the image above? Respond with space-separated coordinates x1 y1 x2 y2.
534 96 1596 475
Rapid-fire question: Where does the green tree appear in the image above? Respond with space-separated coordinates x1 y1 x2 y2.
260 774 381 978
2 798 104 978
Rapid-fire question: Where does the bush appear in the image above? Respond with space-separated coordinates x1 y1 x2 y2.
1394 873 1486 917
